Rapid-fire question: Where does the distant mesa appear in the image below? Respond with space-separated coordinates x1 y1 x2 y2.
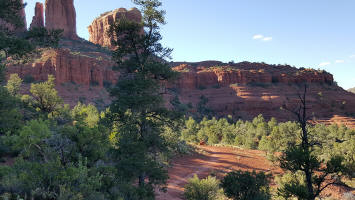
348 87 355 94
30 2 44 29
88 7 142 48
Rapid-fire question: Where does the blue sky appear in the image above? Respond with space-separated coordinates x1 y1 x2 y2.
24 0 355 89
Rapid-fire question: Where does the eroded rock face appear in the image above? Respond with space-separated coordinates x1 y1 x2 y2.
171 64 334 90
30 2 44 29
7 49 118 87
45 0 78 39
6 48 355 127
88 8 142 48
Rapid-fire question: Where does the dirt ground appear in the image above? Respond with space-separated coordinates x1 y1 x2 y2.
156 145 354 200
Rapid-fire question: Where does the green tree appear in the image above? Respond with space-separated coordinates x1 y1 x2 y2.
221 170 271 200
5 73 22 96
278 85 347 200
184 175 225 200
108 0 181 198
181 117 199 142
30 74 63 114
71 102 100 128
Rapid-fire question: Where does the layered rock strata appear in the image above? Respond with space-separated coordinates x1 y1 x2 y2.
7 49 118 87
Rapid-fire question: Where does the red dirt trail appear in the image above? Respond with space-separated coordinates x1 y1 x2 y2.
156 145 354 200
156 145 281 200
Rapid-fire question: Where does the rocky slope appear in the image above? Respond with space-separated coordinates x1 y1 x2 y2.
165 62 355 122
6 42 355 126
45 0 78 39
348 87 355 94
88 8 142 48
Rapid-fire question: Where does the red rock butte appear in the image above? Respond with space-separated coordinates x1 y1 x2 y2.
45 0 78 39
88 7 142 48
30 2 44 29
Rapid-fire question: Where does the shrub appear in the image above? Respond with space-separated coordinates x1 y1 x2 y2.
6 73 23 96
221 170 271 200
184 175 225 200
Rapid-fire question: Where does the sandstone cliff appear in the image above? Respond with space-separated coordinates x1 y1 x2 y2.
171 63 333 90
7 48 117 87
30 2 44 29
7 46 355 126
88 8 142 48
45 0 78 39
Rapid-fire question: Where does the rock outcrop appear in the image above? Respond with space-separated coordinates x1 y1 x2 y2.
88 8 142 48
45 0 78 39
6 46 355 128
30 2 44 29
171 63 334 90
7 49 118 87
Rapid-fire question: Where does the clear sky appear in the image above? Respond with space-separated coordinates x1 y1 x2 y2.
24 0 355 89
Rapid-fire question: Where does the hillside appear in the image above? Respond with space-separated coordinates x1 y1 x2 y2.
348 87 355 94
6 41 355 126
5 3 355 127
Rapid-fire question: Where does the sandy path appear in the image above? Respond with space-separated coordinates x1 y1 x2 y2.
156 145 281 200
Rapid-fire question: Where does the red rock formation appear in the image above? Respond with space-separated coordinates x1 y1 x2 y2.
45 0 78 39
6 47 355 128
30 2 44 29
7 49 118 87
171 64 333 90
88 8 142 48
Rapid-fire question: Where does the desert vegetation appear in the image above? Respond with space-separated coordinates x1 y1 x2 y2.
1 0 354 200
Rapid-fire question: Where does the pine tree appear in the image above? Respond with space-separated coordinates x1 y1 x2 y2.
108 0 181 198
278 85 347 200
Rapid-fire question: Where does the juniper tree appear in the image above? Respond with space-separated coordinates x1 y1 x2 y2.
108 0 182 198
278 85 347 200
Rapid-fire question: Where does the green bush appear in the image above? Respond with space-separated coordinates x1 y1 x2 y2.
184 175 225 200
221 170 271 200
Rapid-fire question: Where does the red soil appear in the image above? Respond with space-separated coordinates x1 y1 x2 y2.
156 145 281 200
156 145 354 200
